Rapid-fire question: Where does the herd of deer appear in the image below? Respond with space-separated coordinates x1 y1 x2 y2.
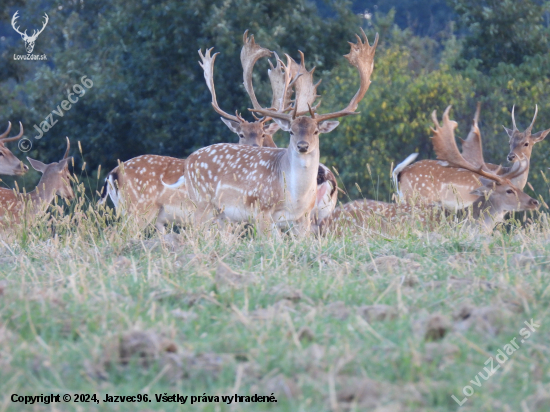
0 29 548 235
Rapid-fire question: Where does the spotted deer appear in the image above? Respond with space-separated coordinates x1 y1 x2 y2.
98 31 289 231
395 105 548 209
323 107 539 233
99 31 340 232
164 30 378 235
99 31 288 232
0 122 28 176
0 137 74 225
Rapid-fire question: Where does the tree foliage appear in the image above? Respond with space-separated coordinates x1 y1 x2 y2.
1 0 549 206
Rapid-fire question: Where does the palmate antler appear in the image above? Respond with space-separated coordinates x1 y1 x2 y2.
431 106 527 185
198 47 240 122
287 51 321 116
459 103 485 169
251 29 379 124
268 53 300 112
241 30 272 111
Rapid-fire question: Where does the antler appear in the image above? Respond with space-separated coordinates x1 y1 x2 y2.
11 12 48 40
314 30 378 122
460 103 485 169
63 137 70 159
510 105 518 131
288 51 322 116
241 30 272 110
198 48 239 122
431 106 505 184
29 13 48 40
250 56 296 123
0 122 23 144
525 104 538 134
11 11 25 37
268 53 298 112
251 29 379 124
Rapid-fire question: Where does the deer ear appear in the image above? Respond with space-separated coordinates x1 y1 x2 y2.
470 187 488 197
263 122 280 136
531 128 550 142
220 118 241 134
27 157 48 173
502 126 514 139
318 121 340 134
56 157 72 171
272 118 291 132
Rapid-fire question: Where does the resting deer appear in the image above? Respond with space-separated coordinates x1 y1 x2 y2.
0 137 74 225
323 107 539 233
164 30 378 235
395 105 549 209
0 122 28 176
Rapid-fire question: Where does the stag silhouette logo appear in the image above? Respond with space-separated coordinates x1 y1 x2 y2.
11 11 49 54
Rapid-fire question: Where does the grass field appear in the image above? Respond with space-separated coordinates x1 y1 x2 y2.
1 192 550 412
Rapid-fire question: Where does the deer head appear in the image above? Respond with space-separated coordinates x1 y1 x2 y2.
431 107 539 216
503 105 550 162
0 122 28 176
251 29 378 157
198 31 281 148
11 11 49 54
26 137 74 202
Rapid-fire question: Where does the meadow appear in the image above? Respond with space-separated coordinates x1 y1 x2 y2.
1 182 549 412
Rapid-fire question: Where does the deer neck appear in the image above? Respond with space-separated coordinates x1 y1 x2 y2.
279 147 320 205
509 161 529 190
27 180 57 211
471 196 507 231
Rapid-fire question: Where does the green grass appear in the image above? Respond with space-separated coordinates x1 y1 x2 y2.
1 193 550 412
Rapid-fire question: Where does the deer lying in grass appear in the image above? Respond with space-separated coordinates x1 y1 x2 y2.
0 122 28 176
322 107 540 234
0 137 74 225
395 105 549 209
164 30 378 235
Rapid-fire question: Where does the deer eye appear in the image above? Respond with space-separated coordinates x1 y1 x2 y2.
289 131 294 135
239 134 244 138
506 189 514 194
314 130 319 135
524 142 529 147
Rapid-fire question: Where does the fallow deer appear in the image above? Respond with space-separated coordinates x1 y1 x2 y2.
164 30 378 235
395 104 547 209
0 137 74 225
97 31 287 231
200 31 281 147
323 107 540 234
0 122 28 176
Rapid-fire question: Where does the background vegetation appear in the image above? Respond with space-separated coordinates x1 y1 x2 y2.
1 0 549 201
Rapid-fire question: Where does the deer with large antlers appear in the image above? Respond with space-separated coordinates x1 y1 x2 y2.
0 138 74 225
323 107 540 233
11 11 49 54
164 30 378 235
99 31 339 232
0 122 28 176
395 104 548 209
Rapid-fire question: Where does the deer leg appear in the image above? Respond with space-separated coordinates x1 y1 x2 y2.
291 213 312 237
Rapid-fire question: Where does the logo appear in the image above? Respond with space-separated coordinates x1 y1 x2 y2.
11 10 48 60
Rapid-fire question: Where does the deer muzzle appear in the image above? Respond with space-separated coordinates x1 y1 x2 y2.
296 141 309 153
